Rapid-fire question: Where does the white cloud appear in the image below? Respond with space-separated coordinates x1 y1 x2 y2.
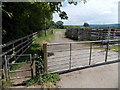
102 11 112 14
53 0 119 25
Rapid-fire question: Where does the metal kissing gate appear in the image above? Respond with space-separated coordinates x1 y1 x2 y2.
43 39 120 73
4 54 34 80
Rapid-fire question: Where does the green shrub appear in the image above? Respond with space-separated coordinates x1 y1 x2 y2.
26 76 38 86
26 72 60 87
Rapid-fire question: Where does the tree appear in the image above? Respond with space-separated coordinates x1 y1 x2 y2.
56 21 64 29
83 22 90 27
2 2 68 43
2 1 87 43
50 21 56 29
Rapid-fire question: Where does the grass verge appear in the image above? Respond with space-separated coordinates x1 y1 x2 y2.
109 45 120 52
26 72 60 88
2 80 13 88
25 30 54 55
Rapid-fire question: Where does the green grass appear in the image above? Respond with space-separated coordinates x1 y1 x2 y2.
2 80 13 88
25 29 66 55
25 29 54 55
9 29 54 75
93 43 120 52
25 30 61 88
9 64 25 77
26 72 60 88
109 45 120 52
9 56 32 77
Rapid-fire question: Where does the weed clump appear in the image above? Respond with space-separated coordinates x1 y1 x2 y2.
2 80 13 88
26 72 60 88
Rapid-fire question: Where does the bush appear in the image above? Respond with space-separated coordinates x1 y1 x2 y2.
26 72 60 87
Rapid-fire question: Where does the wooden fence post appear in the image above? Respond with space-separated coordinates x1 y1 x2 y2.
43 43 47 73
30 54 34 78
4 55 9 81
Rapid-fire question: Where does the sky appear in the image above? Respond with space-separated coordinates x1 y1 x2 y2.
53 0 120 25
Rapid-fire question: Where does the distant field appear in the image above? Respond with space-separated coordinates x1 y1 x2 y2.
64 24 120 29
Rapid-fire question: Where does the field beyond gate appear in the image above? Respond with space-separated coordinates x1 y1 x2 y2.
43 39 119 73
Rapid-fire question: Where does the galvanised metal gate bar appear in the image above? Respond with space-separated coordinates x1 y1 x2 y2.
43 39 119 73
4 54 33 80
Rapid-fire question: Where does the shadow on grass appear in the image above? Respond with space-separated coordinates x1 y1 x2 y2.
25 44 42 55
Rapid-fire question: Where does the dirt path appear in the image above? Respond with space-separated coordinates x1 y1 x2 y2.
51 31 75 43
11 64 31 85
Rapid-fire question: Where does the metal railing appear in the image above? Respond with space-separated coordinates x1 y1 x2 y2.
43 39 120 73
1 32 38 61
4 54 33 80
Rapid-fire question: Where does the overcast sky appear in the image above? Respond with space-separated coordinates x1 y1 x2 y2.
53 0 120 25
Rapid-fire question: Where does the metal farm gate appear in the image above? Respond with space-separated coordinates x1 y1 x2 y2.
43 39 120 73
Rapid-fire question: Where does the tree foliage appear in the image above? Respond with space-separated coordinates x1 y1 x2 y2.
83 22 90 27
56 21 64 29
2 2 68 43
2 0 87 43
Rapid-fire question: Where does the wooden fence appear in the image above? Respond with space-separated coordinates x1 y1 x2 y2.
65 28 120 41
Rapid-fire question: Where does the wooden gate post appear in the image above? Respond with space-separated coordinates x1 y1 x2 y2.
43 43 47 73
30 54 34 79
